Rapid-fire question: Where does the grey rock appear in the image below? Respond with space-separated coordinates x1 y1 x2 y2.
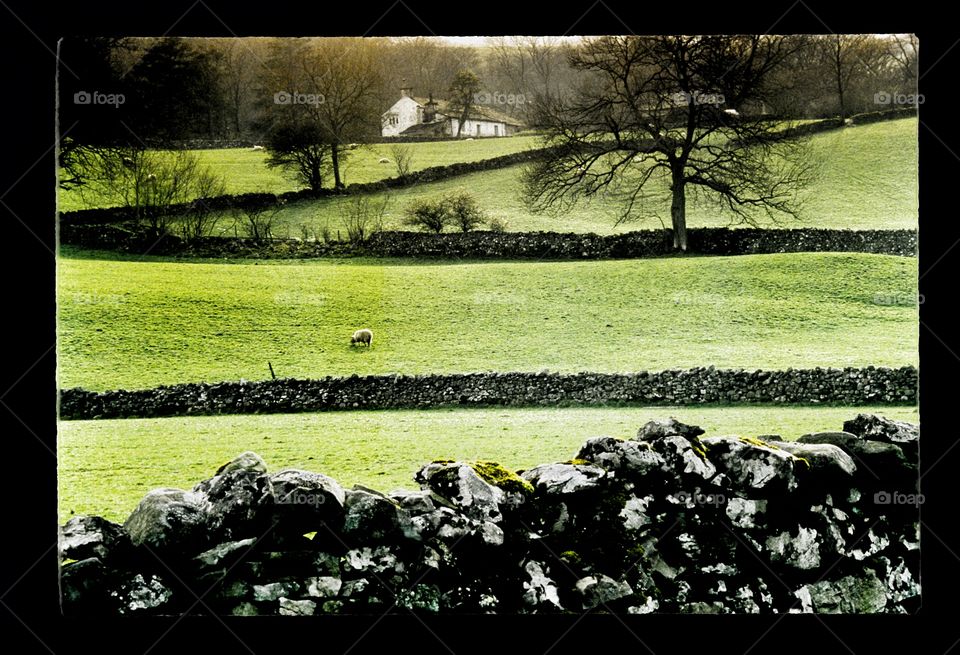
521 463 606 496
725 497 766 529
635 418 705 441
279 597 316 616
415 462 505 523
111 573 173 615
765 527 821 570
651 435 717 482
767 441 857 479
797 431 915 481
619 495 655 531
305 576 342 598
521 560 563 611
194 452 274 541
843 414 918 445
388 489 437 514
123 488 209 551
252 581 300 602
194 538 256 569
576 437 666 477
701 436 800 495
794 570 888 613
574 574 633 610
342 487 409 542
270 469 346 532
59 515 129 563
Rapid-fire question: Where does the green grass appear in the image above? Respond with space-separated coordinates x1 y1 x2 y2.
57 120 916 235
58 251 918 391
57 404 919 523
57 136 543 212
267 118 917 235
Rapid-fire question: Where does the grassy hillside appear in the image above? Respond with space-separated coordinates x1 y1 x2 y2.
269 118 917 235
57 120 916 233
57 136 543 212
58 404 919 523
57 252 918 391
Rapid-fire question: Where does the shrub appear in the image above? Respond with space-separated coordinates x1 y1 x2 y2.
404 198 450 233
488 216 509 233
343 194 389 243
446 191 486 233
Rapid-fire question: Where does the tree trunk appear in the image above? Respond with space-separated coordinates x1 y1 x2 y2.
331 143 343 189
670 177 688 251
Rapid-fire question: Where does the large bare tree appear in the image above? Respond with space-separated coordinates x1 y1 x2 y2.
522 35 819 251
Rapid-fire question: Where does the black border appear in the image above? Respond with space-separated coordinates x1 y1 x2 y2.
0 1 953 652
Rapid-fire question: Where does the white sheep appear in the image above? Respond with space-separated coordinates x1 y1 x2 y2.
347 143 360 150
251 145 265 151
378 157 391 164
465 137 474 141
350 328 373 347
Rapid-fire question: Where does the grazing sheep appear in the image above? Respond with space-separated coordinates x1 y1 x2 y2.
347 143 360 150
251 145 265 151
350 328 373 347
121 156 137 171
465 137 474 141
378 157 391 164
844 118 854 126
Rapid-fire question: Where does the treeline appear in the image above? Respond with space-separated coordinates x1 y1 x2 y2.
58 35 918 147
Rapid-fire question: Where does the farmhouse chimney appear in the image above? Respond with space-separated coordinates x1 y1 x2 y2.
424 93 437 122
400 79 412 98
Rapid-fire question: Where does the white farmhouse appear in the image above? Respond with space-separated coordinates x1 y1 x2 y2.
381 87 524 138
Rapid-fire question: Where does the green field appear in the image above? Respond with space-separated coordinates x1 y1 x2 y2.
57 136 543 212
268 118 918 235
58 251 918 391
58 404 919 523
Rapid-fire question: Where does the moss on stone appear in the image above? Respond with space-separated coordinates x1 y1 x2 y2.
560 550 583 567
470 460 534 495
431 458 456 465
563 458 591 466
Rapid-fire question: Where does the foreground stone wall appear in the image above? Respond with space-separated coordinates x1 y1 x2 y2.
60 366 918 420
59 414 920 615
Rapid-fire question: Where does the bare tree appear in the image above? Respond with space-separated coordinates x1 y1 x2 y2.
448 70 481 138
522 35 819 251
342 194 389 243
446 191 486 232
79 148 226 238
234 197 286 242
389 144 414 180
177 169 227 241
404 197 449 233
